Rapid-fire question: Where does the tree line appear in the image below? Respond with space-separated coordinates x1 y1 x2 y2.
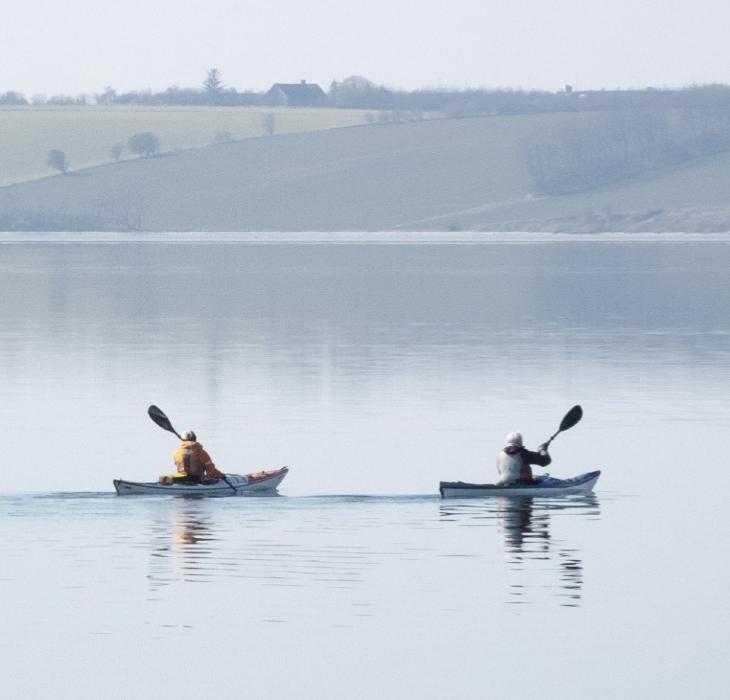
0 193 145 231
46 132 161 175
7 70 730 116
45 113 279 176
519 106 730 195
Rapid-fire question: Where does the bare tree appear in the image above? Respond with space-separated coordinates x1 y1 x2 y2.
0 91 28 105
203 68 224 103
262 113 276 136
47 149 69 174
97 86 117 105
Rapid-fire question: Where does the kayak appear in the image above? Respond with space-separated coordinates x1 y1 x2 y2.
439 470 601 498
113 467 289 496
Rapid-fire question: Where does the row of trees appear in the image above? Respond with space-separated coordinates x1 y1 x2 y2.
46 132 161 175
0 194 144 231
10 72 730 116
520 106 730 195
45 113 279 175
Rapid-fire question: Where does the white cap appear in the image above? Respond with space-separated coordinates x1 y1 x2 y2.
181 429 196 441
504 432 523 447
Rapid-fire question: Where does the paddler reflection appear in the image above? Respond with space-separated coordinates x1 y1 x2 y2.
497 495 598 607
497 496 549 552
147 503 218 588
173 509 211 546
440 494 599 607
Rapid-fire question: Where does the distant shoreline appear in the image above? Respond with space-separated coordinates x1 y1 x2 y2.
2 231 730 244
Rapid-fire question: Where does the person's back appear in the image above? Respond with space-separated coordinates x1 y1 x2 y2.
496 432 551 485
172 429 224 483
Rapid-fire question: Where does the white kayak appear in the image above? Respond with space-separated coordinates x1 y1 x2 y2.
113 467 289 496
439 470 601 498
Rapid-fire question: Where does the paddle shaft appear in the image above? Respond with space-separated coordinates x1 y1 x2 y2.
544 430 561 449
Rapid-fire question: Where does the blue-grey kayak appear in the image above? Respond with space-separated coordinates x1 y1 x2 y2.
439 470 601 498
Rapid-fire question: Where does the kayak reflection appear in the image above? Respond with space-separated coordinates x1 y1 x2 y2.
440 494 600 607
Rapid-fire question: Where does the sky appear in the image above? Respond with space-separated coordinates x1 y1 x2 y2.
2 0 729 96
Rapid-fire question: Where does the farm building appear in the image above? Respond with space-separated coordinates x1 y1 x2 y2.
265 81 327 107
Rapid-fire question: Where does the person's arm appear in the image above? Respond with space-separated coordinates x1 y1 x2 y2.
523 444 551 467
207 464 225 479
198 445 224 479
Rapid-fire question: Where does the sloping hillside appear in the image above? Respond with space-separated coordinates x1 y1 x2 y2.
457 151 730 232
0 105 370 186
0 115 544 230
2 111 729 232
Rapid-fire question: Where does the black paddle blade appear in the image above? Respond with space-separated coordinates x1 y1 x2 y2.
559 405 583 432
148 405 177 435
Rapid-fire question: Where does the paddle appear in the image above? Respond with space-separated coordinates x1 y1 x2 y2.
543 404 583 449
147 405 236 492
148 404 182 439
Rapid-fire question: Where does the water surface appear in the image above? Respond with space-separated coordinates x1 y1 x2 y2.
0 238 728 698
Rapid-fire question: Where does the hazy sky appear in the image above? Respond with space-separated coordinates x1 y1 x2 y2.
2 0 728 96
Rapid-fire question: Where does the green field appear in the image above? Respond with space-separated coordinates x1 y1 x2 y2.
0 113 548 230
2 110 729 232
0 105 371 186
455 151 730 232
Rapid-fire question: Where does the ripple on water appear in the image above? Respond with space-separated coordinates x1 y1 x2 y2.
0 492 602 615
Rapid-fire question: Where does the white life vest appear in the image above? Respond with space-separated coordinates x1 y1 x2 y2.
496 450 523 485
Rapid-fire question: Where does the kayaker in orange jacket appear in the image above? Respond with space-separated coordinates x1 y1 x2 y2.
496 431 551 485
172 430 225 483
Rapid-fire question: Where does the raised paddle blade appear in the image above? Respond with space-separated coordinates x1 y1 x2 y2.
544 405 583 447
559 405 583 432
147 405 181 438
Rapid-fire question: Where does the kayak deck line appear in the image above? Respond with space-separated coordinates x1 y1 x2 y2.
113 466 289 496
439 470 601 498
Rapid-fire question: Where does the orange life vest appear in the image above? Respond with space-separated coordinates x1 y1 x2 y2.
172 441 223 479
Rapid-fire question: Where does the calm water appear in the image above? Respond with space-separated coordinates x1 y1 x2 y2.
0 237 728 698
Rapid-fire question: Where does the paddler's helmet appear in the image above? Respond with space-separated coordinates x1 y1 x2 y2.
505 432 523 447
181 429 196 441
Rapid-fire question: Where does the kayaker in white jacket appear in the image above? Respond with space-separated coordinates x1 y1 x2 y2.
496 432 551 485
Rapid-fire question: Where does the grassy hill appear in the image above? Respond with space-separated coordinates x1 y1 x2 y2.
0 114 541 230
2 110 730 232
417 149 730 233
0 105 371 186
